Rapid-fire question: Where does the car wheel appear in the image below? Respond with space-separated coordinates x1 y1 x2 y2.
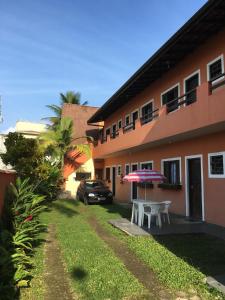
84 196 89 205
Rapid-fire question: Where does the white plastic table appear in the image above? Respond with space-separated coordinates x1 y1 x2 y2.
131 199 158 226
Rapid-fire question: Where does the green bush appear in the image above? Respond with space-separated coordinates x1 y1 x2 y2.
0 178 47 299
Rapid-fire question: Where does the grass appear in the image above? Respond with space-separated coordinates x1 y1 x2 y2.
20 200 225 299
20 218 48 300
42 200 147 300
87 202 225 300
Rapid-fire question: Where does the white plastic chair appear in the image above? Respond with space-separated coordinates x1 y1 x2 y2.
161 201 171 224
131 202 138 224
142 203 165 229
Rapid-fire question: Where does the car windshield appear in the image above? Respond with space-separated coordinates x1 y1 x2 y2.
85 181 106 188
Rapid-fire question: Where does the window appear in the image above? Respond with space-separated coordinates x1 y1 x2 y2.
118 119 122 129
117 165 122 176
207 55 224 82
131 110 139 123
125 164 130 175
140 101 153 124
125 114 130 126
208 152 225 178
105 127 110 136
75 172 91 181
161 84 179 113
111 123 117 138
162 158 181 184
105 167 111 181
140 161 153 170
184 71 200 105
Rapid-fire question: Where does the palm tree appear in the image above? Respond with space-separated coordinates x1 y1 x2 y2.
40 117 92 169
60 91 88 105
44 91 88 128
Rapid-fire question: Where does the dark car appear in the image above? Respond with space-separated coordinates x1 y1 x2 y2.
76 180 113 205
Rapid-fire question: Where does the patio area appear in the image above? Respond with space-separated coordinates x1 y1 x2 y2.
109 211 225 240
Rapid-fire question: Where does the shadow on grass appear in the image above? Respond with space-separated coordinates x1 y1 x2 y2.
100 203 132 219
154 233 225 277
51 200 79 218
70 267 88 281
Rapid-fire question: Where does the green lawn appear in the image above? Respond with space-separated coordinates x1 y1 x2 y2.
29 200 147 300
21 200 225 300
88 202 225 300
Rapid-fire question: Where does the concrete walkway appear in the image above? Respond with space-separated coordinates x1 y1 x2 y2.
109 215 225 239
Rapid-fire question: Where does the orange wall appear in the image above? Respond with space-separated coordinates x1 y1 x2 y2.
103 27 225 132
104 131 225 227
0 171 16 215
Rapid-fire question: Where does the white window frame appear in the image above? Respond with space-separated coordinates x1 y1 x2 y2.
208 151 225 178
131 162 139 201
117 165 122 177
183 70 201 106
161 83 180 112
140 99 154 117
140 160 154 170
183 69 201 93
118 119 122 129
125 114 131 126
131 109 139 122
161 157 182 184
105 127 111 136
185 154 205 221
207 54 224 83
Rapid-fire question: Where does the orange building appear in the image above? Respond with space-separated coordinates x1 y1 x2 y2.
88 1 225 227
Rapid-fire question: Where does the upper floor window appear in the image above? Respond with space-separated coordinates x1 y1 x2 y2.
131 110 139 123
184 71 200 105
207 55 224 83
125 114 130 126
140 161 153 170
140 101 153 124
162 158 181 184
105 127 110 136
208 152 225 178
111 123 117 138
161 84 179 113
118 119 122 129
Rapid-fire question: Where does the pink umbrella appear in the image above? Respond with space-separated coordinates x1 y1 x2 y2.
123 169 166 200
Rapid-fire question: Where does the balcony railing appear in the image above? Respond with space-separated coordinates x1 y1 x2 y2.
110 130 119 139
209 72 225 93
140 108 159 125
166 87 197 113
123 122 135 133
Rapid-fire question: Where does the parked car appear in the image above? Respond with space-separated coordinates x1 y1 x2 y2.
76 180 113 205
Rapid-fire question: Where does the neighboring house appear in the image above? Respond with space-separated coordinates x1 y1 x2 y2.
0 121 47 171
88 1 225 227
15 121 47 139
61 104 102 196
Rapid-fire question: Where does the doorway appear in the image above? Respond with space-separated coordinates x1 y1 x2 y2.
186 155 204 220
131 163 138 201
112 166 116 196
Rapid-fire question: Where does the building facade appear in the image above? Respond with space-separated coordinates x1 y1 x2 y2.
88 1 225 227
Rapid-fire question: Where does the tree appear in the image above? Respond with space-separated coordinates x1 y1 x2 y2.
1 132 41 180
39 117 91 169
45 90 88 128
1 132 61 200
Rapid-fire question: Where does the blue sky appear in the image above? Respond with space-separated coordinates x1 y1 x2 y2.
0 0 207 132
